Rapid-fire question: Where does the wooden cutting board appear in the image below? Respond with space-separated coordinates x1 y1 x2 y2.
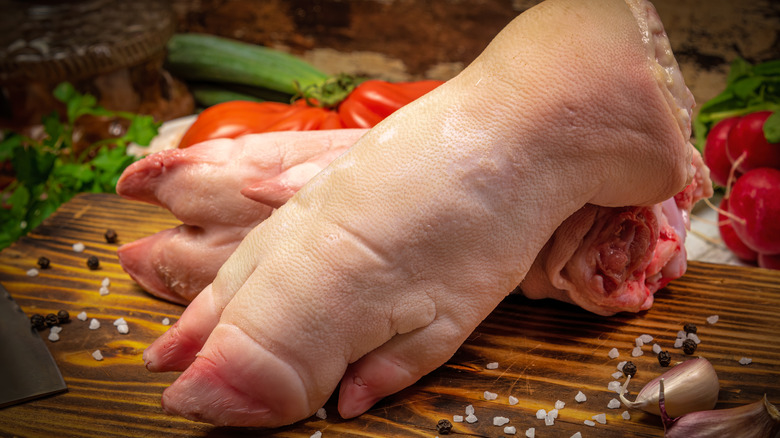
1 193 779 437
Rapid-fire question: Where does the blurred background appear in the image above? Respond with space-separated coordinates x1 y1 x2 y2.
2 0 778 134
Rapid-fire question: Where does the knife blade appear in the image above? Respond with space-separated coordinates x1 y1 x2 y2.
0 282 67 408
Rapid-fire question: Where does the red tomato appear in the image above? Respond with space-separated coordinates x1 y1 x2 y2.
338 80 443 128
178 79 444 148
178 101 305 148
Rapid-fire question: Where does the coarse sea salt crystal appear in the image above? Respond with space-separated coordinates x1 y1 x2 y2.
92 350 103 361
640 334 653 343
525 427 535 438
611 371 623 379
739 357 752 365
555 400 565 410
117 324 129 334
101 277 110 287
77 311 87 321
73 242 85 252
315 407 327 419
113 317 126 326
608 398 621 409
617 361 627 371
504 425 517 435
652 343 662 354
677 330 687 339
509 395 519 406
584 420 596 426
465 414 478 424
484 391 498 401
608 347 619 359
622 410 631 420
465 404 475 415
48 331 60 342
535 409 547 419
453 415 464 423
162 317 171 325
687 333 701 344
544 414 554 426
26 268 39 277
592 413 607 424
608 381 622 392
51 326 62 334
575 391 587 403
310 431 322 438
493 416 510 426
674 338 684 348
707 315 719 324
89 318 100 330
99 286 110 296
631 347 643 357
635 337 644 347
548 409 559 419
486 361 499 369
571 433 582 438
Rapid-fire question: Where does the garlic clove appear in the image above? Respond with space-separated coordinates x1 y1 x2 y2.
619 358 719 417
660 378 780 438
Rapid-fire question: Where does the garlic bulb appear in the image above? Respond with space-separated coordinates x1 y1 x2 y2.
619 357 719 417
660 379 780 438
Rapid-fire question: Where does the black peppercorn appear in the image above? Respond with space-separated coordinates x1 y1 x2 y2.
57 309 70 324
622 361 637 378
657 350 672 367
436 419 453 435
44 313 59 327
30 313 46 330
86 255 100 270
104 229 118 243
37 256 50 269
683 323 697 334
682 338 697 355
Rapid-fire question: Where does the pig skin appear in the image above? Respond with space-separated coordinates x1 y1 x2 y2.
133 0 699 427
119 137 709 312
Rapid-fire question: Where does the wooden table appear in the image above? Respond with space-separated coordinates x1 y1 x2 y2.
1 193 779 437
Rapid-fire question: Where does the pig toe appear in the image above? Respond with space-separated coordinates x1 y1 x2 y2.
337 318 469 418
144 285 221 372
161 324 311 427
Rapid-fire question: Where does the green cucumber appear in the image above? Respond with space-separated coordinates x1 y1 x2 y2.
189 82 292 107
166 33 328 96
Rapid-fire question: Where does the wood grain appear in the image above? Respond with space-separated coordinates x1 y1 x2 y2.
1 193 778 437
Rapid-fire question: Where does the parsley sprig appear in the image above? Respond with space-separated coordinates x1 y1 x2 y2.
0 83 160 249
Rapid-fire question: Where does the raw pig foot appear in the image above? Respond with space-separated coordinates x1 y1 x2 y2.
146 0 694 427
116 129 366 303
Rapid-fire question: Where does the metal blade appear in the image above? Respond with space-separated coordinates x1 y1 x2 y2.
0 282 67 408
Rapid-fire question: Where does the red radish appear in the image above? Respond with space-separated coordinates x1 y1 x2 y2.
717 198 758 262
704 117 740 186
758 252 780 270
726 111 780 173
728 167 780 254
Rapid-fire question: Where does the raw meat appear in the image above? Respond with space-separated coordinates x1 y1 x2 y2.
129 0 699 428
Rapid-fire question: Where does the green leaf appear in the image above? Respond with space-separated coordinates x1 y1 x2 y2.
725 57 753 85
764 111 780 143
123 115 162 146
11 145 56 187
0 132 22 161
753 59 780 76
732 77 764 100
